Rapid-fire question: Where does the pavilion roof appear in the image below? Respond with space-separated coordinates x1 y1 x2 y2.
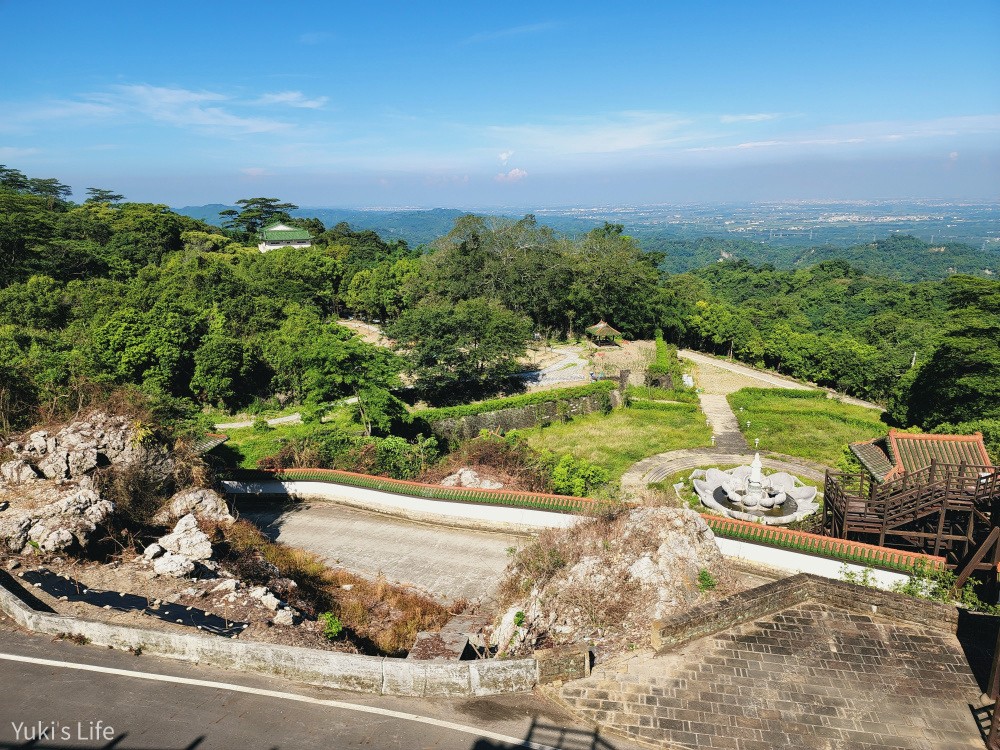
585 320 622 337
850 429 993 482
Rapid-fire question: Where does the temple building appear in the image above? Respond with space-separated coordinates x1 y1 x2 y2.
257 223 312 253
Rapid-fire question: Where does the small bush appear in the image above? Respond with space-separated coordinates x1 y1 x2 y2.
697 569 717 592
251 417 272 433
319 612 344 640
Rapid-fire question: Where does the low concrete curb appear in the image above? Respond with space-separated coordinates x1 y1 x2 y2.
0 572 536 697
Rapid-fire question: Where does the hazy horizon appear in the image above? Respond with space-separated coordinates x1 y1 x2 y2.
4 1 998 207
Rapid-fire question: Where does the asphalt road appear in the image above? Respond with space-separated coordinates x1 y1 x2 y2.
0 626 634 750
234 499 527 603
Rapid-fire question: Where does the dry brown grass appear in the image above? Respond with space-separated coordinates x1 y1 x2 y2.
417 432 550 492
206 519 451 655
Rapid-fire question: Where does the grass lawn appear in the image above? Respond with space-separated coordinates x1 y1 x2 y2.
520 402 712 484
215 408 358 468
727 388 886 467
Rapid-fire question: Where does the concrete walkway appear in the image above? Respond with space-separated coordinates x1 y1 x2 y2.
214 412 303 430
698 393 749 451
234 498 526 603
679 349 884 411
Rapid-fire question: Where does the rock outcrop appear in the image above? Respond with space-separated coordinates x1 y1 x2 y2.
0 479 114 553
441 467 504 490
145 514 214 578
3 413 173 484
154 488 233 525
494 507 723 656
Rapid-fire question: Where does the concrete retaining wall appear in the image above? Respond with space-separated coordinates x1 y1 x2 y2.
714 536 911 588
222 479 579 534
0 575 536 697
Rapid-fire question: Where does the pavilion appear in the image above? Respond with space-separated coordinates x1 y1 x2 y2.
585 320 622 345
257 223 312 253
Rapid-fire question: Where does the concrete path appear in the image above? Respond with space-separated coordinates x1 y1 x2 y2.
519 347 588 387
234 498 527 603
680 348 884 411
698 393 749 451
214 412 303 430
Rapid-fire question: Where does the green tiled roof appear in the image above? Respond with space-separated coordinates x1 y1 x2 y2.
851 430 993 481
850 440 894 481
260 224 311 242
888 430 992 474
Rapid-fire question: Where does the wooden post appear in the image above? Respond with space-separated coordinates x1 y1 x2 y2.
989 625 1000 749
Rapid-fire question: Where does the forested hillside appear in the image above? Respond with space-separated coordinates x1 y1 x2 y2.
176 204 1000 282
3 166 998 456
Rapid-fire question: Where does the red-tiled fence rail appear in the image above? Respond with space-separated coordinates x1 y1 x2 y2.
226 467 601 514
702 515 946 573
224 468 946 573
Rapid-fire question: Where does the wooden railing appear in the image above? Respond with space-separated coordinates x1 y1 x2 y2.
826 462 997 524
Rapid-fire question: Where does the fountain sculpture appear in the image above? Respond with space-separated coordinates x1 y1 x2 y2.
690 454 819 525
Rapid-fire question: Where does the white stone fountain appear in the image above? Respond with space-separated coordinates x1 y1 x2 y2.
690 454 819 524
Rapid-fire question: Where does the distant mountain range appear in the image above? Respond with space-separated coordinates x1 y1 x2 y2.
173 201 1000 281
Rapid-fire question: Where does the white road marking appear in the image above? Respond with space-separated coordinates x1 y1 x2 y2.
0 652 560 750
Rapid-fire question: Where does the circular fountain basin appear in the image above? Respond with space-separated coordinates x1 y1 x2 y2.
690 459 820 525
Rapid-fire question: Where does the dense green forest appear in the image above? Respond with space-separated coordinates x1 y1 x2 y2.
2 165 998 458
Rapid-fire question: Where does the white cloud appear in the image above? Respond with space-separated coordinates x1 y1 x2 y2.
498 150 514 165
495 167 528 182
487 111 696 156
253 91 328 109
685 114 1000 156
720 113 782 123
0 84 294 136
0 146 40 159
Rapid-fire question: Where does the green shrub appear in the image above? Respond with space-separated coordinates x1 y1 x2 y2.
548 453 609 495
251 417 272 433
319 612 344 640
697 569 717 592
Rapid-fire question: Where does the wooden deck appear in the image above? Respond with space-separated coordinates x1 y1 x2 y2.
824 460 1000 570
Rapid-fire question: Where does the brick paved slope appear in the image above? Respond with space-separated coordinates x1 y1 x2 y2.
560 602 984 750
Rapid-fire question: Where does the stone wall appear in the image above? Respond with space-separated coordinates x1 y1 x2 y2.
0 572 536 697
429 391 623 442
534 645 592 685
651 573 960 652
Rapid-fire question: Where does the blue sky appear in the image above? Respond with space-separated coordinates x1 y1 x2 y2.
2 1 998 206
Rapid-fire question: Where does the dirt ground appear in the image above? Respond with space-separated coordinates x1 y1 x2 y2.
338 318 393 347
1 554 361 653
688 358 784 395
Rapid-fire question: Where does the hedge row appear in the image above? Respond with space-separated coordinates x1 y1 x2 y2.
702 515 945 573
730 387 827 401
228 467 600 514
628 399 700 413
414 380 617 423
